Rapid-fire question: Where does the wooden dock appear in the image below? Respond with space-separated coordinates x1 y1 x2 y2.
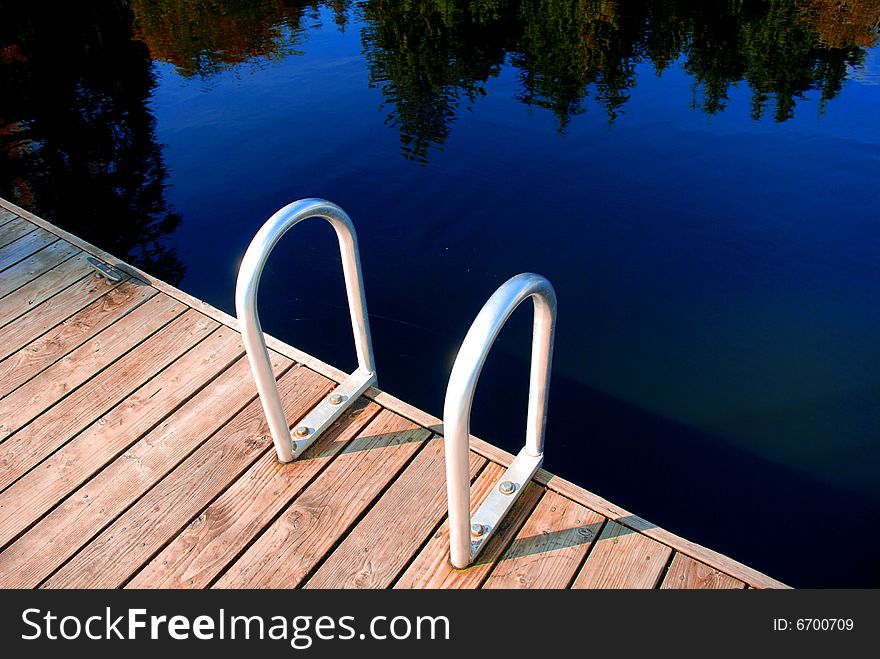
0 198 786 589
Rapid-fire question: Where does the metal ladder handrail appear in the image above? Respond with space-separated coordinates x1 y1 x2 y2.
235 198 376 463
443 273 557 568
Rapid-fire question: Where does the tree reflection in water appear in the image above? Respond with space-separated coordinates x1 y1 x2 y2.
0 0 877 271
0 1 186 282
360 0 877 159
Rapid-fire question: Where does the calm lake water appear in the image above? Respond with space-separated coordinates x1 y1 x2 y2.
2 1 879 587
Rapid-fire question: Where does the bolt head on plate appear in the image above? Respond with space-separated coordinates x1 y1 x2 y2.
499 480 517 495
471 523 485 538
294 425 310 438
328 393 344 405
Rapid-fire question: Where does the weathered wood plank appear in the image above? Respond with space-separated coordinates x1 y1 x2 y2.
0 274 129 363
482 490 605 589
571 520 672 589
0 293 183 443
0 282 156 399
0 210 17 228
42 365 333 588
0 334 260 587
0 217 36 250
128 399 381 589
305 439 485 589
395 465 543 589
213 411 432 589
0 306 206 496
0 253 93 328
0 240 80 300
0 228 58 272
660 553 745 589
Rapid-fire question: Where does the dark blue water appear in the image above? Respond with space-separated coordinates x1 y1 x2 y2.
2 0 879 586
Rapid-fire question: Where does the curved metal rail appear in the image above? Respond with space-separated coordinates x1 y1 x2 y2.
443 273 557 568
235 198 376 463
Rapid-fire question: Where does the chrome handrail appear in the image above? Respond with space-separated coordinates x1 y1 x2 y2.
444 273 557 568
235 198 376 463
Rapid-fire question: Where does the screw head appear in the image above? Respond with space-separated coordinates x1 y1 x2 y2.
328 393 344 405
294 425 310 438
470 523 485 538
499 480 517 495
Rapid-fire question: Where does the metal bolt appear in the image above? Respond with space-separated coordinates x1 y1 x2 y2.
470 523 485 538
294 426 310 438
499 480 517 495
328 393 344 405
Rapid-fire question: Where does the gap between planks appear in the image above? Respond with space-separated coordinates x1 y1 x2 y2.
0 348 287 588
126 397 382 589
0 280 158 399
40 365 334 588
0 312 224 550
0 227 60 272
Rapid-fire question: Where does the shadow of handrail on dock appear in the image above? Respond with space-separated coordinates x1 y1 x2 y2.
110 262 152 286
613 514 658 533
306 414 430 462
472 513 660 567
285 396 438 465
479 520 606 565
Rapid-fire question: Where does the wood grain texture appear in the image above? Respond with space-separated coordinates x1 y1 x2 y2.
393 462 504 589
0 210 16 228
0 253 94 328
214 410 431 589
0 217 36 249
128 399 382 589
0 307 207 496
571 520 672 589
0 274 129 362
305 438 485 589
0 313 220 550
0 293 184 443
660 553 744 589
0 240 80 300
0 228 58 272
482 490 605 589
0 347 287 588
0 282 156 399
42 365 333 588
395 464 543 589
